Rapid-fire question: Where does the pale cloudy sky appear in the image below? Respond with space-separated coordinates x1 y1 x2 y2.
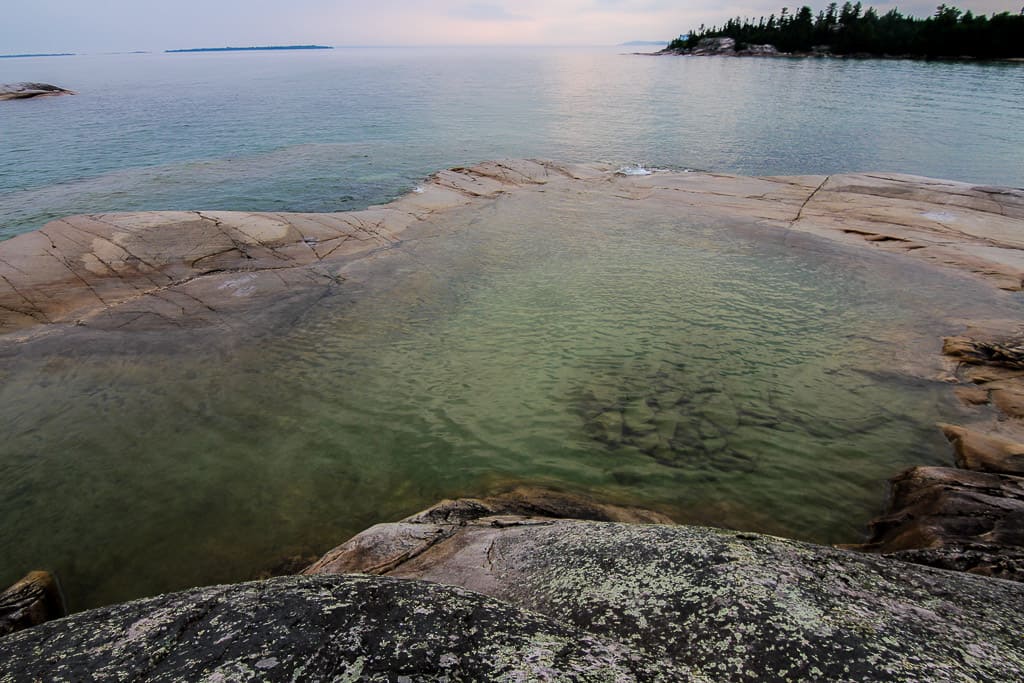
2 0 1016 52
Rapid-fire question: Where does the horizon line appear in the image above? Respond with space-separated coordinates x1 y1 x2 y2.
4 43 670 57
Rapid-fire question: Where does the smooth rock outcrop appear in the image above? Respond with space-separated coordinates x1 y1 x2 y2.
940 424 1024 475
0 82 74 100
306 497 1024 681
853 466 1024 580
944 335 1024 421
3 162 1022 346
737 44 781 56
846 332 1024 580
305 488 674 576
0 570 66 637
0 574 678 681
691 37 737 55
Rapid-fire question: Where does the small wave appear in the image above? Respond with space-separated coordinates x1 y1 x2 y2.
412 186 425 194
616 164 653 176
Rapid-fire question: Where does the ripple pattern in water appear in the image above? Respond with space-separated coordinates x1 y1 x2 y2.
0 185 1012 611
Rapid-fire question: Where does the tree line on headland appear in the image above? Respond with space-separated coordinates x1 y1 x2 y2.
667 4 1024 58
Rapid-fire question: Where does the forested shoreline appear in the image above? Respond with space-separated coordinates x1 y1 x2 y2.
666 4 1024 59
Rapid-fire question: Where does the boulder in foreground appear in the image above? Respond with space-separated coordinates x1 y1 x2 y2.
0 574 678 681
3 497 1023 680
306 497 1024 681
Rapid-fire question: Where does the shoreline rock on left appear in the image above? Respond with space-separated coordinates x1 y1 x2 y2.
0 82 74 100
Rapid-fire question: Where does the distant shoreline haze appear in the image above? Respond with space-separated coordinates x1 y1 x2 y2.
668 3 1024 59
0 53 75 59
165 45 334 53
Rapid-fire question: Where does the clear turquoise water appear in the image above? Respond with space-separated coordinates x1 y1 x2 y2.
1 49 1022 610
2 48 1022 240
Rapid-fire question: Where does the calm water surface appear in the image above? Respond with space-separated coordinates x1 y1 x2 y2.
1 49 1022 609
2 48 1022 239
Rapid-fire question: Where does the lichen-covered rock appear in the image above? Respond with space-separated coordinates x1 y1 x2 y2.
309 514 1024 681
0 574 683 681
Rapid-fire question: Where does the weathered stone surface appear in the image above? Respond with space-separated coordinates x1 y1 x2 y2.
305 487 673 575
0 570 66 637
854 466 1024 580
308 503 1024 681
3 163 1022 346
944 334 1024 428
691 37 737 55
940 423 1024 475
0 574 680 681
737 43 780 56
944 335 1024 369
0 82 74 100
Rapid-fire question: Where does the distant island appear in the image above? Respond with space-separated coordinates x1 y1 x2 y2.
165 45 333 53
664 3 1024 59
0 53 74 59
619 41 669 47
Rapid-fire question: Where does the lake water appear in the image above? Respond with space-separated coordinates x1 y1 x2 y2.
2 48 1022 241
1 49 1022 610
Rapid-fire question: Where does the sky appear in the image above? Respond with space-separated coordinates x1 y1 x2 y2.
1 0 1017 52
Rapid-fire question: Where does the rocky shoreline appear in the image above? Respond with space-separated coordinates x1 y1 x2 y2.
0 82 74 100
2 160 1024 677
653 36 1023 62
3 489 1024 680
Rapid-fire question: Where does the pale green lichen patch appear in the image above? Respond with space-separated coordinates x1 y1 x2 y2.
474 521 1024 682
0 574 681 681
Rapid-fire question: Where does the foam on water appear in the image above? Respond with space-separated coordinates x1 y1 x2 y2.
617 164 653 176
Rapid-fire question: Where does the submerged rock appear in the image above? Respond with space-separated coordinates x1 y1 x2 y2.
305 499 1024 681
0 82 74 100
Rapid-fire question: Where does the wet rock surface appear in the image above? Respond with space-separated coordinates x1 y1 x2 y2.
0 574 679 681
856 333 1024 579
0 82 74 100
853 466 1024 580
0 570 66 637
307 500 1024 682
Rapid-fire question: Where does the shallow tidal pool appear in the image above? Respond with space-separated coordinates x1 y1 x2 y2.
0 192 1011 610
